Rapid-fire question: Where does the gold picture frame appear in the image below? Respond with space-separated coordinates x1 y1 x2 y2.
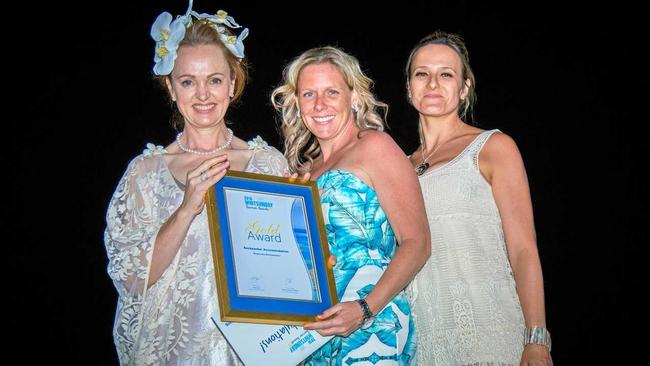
206 170 338 325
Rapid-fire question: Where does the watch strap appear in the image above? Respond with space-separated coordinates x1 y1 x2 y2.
356 298 373 322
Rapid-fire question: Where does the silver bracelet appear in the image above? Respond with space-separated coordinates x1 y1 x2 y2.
524 326 552 352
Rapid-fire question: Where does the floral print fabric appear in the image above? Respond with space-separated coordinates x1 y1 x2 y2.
304 170 416 365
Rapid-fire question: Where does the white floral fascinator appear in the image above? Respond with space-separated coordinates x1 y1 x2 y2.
150 0 249 76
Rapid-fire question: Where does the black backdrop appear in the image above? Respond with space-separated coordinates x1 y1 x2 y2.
9 0 646 364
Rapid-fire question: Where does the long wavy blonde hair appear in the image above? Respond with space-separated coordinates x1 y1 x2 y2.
271 46 388 173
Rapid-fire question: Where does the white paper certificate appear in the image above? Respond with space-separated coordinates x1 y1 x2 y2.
211 307 332 366
223 188 320 302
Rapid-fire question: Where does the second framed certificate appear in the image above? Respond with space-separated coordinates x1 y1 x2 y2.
206 170 338 326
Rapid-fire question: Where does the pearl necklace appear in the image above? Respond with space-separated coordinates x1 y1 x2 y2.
176 128 233 155
415 122 463 176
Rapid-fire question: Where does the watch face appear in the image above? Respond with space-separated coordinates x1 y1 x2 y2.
360 317 375 330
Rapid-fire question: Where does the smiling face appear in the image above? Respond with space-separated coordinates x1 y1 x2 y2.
408 44 470 118
296 62 359 143
165 44 235 130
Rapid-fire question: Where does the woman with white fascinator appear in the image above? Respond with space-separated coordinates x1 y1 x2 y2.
104 1 288 364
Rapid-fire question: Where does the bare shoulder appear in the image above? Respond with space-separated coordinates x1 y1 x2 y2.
479 131 526 182
354 131 411 180
357 130 401 154
482 131 521 158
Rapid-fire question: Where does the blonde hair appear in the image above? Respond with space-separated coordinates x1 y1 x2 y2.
156 21 249 130
271 46 388 173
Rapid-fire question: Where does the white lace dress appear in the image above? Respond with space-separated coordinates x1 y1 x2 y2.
105 137 290 366
409 130 525 366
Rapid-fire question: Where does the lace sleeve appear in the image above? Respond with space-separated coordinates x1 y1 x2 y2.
245 136 290 176
104 156 164 298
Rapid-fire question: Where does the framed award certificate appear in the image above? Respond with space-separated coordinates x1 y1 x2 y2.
206 170 338 326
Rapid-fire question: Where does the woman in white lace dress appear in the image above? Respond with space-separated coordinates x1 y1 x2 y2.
405 32 553 365
104 3 289 365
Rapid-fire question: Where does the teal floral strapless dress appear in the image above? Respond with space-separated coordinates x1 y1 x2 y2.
304 170 416 365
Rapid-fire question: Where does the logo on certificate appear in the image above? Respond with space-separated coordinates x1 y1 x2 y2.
244 195 274 211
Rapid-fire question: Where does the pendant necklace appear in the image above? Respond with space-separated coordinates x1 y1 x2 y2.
415 122 463 176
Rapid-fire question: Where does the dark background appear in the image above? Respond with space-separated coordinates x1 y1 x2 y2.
9 0 646 364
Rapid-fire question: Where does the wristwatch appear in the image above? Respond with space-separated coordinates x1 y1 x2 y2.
356 298 375 329
524 326 552 351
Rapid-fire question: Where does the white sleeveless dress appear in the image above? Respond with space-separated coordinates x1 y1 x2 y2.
409 129 525 365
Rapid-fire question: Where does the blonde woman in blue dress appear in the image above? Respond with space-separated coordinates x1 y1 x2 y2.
273 46 430 365
405 31 553 365
104 2 289 364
